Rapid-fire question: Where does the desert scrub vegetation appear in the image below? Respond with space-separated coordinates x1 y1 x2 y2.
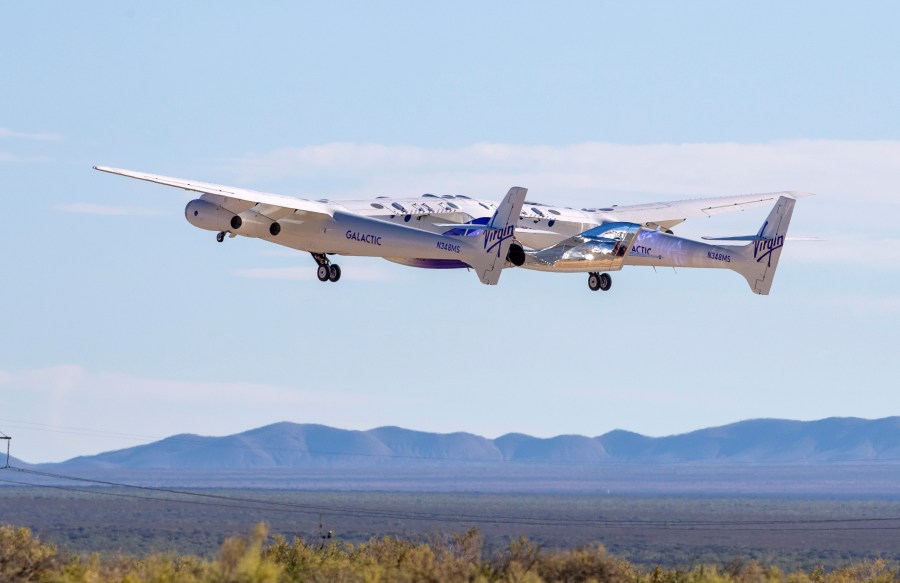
2 523 898 583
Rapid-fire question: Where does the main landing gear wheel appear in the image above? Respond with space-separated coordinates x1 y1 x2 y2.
599 272 612 291
587 272 613 292
311 252 341 283
216 231 226 243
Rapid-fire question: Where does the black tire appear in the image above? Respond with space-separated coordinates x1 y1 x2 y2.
216 231 225 243
328 264 342 282
599 273 612 291
588 273 601 291
317 265 330 282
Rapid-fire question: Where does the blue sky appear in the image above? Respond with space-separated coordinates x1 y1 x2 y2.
3 1 899 462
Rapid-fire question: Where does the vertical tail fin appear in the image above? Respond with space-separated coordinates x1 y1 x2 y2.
467 187 527 285
734 196 796 295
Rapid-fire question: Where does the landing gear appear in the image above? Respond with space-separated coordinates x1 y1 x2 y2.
216 231 226 243
599 272 612 291
588 272 612 292
312 253 341 283
328 264 341 282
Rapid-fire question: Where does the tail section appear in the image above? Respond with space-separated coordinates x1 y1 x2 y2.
466 187 527 285
734 196 796 295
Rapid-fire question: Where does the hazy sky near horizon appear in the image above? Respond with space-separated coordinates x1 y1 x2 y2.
3 1 899 463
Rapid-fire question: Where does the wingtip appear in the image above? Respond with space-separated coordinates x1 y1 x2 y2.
93 165 120 174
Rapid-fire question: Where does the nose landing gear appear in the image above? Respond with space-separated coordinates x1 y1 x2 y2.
312 253 341 283
588 272 612 292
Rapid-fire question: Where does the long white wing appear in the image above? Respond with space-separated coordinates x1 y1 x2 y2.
93 166 333 217
592 191 813 229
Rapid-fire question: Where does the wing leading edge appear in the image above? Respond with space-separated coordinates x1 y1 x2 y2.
93 165 332 217
592 191 813 229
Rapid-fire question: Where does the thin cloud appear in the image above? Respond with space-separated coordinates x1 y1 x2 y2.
2 364 378 414
54 202 165 217
3 364 385 462
229 140 900 205
0 127 62 141
0 151 49 164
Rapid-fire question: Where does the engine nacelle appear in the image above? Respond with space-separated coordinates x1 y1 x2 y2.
506 242 526 267
231 210 280 238
185 199 238 232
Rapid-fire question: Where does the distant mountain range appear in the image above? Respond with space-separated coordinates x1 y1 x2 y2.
47 417 900 469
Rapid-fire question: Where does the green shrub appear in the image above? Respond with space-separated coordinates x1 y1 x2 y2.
0 524 58 582
1 522 898 583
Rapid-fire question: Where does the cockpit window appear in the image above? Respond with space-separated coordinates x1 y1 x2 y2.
370 203 385 209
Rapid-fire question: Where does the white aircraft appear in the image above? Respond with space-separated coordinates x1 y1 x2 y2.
94 166 810 294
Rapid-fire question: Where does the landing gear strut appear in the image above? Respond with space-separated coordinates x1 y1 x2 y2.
312 253 341 283
588 272 612 292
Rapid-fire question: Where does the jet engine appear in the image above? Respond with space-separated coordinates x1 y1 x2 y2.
184 199 238 232
230 209 281 238
506 242 526 267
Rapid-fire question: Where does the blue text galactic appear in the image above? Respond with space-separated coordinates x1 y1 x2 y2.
346 230 382 245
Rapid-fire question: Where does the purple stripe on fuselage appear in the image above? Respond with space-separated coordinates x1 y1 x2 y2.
402 258 471 269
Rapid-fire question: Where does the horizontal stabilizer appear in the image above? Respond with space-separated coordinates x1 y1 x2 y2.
435 223 558 235
433 223 488 230
702 235 767 242
703 235 823 242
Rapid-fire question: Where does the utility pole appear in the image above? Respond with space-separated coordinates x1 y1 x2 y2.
0 433 11 469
